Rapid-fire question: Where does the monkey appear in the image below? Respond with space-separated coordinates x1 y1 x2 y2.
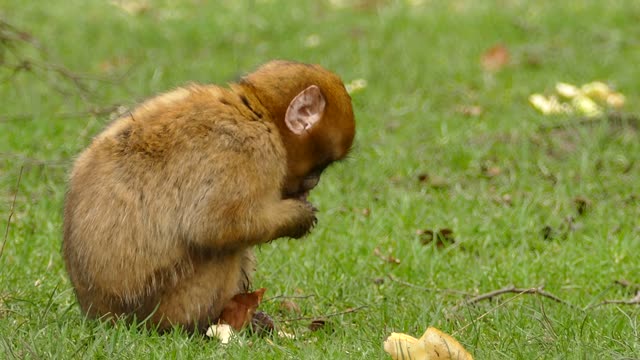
62 60 355 333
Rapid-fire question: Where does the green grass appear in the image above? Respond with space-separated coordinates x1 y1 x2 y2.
2 0 640 358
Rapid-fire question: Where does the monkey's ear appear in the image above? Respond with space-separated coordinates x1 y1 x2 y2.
285 85 326 135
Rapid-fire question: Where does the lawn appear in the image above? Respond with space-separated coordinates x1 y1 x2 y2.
1 0 639 358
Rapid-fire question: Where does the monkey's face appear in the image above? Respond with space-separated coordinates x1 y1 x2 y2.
242 61 355 203
282 149 336 202
282 122 354 203
279 77 355 204
283 167 322 202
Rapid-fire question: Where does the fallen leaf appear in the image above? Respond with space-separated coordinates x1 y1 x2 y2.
250 310 275 335
574 196 591 216
418 229 455 248
456 105 483 117
482 165 502 178
480 44 510 72
384 327 474 360
541 225 554 241
308 319 327 332
417 173 450 188
219 288 267 330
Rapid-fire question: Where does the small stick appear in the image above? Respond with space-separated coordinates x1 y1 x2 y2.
264 294 315 302
1 166 24 260
281 305 368 323
587 292 640 309
450 284 577 313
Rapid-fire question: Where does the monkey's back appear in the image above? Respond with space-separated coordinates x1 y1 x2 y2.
63 84 286 324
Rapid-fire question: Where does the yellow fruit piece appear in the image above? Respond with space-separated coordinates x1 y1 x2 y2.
581 81 612 101
555 82 580 98
606 93 625 108
384 327 473 360
529 94 573 115
572 95 602 117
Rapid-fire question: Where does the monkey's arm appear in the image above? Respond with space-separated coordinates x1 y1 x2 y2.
176 122 316 251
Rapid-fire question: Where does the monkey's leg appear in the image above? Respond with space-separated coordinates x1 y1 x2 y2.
145 250 249 333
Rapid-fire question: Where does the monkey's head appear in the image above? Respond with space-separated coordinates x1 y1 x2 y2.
241 61 356 202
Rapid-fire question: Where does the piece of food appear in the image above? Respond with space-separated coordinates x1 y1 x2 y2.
206 324 234 344
384 327 473 360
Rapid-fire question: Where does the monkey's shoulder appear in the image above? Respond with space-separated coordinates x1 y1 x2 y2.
93 84 281 157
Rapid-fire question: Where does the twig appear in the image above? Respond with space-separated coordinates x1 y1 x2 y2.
452 289 530 336
280 305 368 323
264 294 315 302
1 166 24 260
450 284 577 313
586 291 640 309
387 275 471 296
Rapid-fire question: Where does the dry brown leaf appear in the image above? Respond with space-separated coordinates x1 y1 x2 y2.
417 229 455 248
384 327 473 360
481 44 510 72
417 173 450 188
483 166 502 178
250 310 275 335
456 105 483 117
308 319 327 332
574 196 592 216
219 288 266 330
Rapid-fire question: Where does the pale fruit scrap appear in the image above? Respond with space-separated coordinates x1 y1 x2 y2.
555 82 580 99
529 94 552 114
529 94 573 115
206 324 235 344
572 95 602 117
384 327 473 360
606 92 626 108
581 81 612 100
530 80 626 116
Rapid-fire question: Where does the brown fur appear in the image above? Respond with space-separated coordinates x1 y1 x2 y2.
62 61 355 332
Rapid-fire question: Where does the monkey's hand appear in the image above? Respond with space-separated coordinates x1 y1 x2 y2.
271 199 317 240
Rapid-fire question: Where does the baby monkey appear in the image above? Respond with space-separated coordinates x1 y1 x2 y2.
63 61 355 332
